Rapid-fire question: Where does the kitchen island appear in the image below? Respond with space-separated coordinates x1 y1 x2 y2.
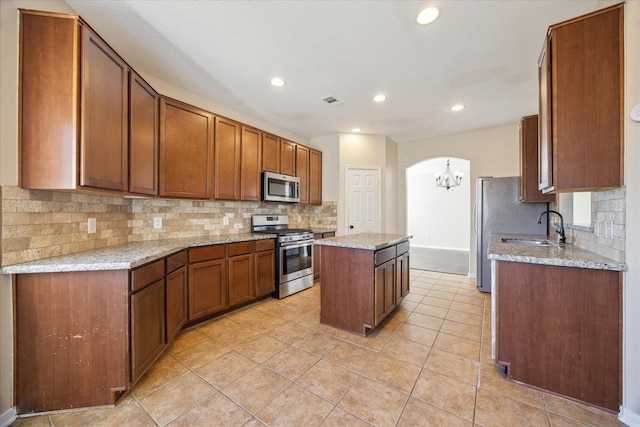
488 234 626 412
315 232 411 336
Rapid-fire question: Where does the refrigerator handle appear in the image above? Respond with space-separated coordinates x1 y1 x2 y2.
473 202 477 234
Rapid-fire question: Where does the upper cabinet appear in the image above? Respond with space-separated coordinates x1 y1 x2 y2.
159 97 214 199
240 126 262 201
280 140 297 176
309 149 322 205
295 144 310 204
129 72 159 196
519 115 554 203
261 133 281 173
538 4 624 193
214 117 241 200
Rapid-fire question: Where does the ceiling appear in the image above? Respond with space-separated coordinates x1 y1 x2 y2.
65 0 598 143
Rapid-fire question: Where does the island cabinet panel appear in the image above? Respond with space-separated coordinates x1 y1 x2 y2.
255 239 276 297
496 261 621 412
215 117 241 200
15 270 129 413
374 259 396 325
228 242 255 306
280 140 296 176
165 251 188 342
261 133 281 173
159 98 214 199
129 72 159 195
539 4 623 193
313 231 335 281
80 26 129 192
396 242 410 302
188 245 228 321
240 126 262 201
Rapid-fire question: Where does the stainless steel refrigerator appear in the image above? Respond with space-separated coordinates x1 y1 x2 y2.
475 177 549 293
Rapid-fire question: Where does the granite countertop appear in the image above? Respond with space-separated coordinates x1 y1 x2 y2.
1 233 276 274
314 232 412 250
488 234 627 271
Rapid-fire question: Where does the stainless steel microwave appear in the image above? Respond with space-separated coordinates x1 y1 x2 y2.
262 172 300 203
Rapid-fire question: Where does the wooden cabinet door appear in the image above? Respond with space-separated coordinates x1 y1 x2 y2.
519 115 554 202
374 260 396 326
229 254 255 306
309 149 322 205
295 144 310 204
165 265 187 343
188 259 227 321
255 249 275 297
280 140 296 176
129 72 158 195
396 252 410 303
80 26 129 192
538 39 553 193
159 98 214 198
241 126 262 201
261 133 281 173
215 117 241 200
130 279 165 382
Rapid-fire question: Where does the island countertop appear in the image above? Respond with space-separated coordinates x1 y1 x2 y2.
314 232 412 250
1 233 276 274
488 233 627 271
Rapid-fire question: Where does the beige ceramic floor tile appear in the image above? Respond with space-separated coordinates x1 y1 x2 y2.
413 303 449 319
394 323 439 346
242 312 288 333
547 412 595 427
405 312 444 331
222 366 291 413
544 393 623 426
474 388 548 427
428 290 456 300
408 286 429 295
411 370 476 420
90 400 156 427
477 363 544 408
421 296 453 309
266 321 309 344
165 328 209 355
381 336 431 367
449 300 484 316
338 377 409 427
212 325 262 349
242 418 267 426
292 329 342 357
10 417 51 427
262 346 320 381
433 333 481 360
234 334 287 363
397 397 472 427
167 392 251 427
195 316 239 338
223 306 263 323
196 351 257 389
324 341 377 373
432 284 459 293
132 352 190 399
453 294 485 307
403 292 425 303
439 319 482 342
172 338 231 369
423 348 479 385
363 354 421 393
320 407 371 427
296 359 359 403
445 309 483 327
256 384 333 426
139 372 216 426
343 327 394 350
265 302 307 321
48 403 116 427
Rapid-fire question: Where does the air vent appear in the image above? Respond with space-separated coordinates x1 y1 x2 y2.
321 96 342 107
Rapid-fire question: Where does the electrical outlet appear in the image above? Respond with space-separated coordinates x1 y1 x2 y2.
223 216 229 226
297 215 301 222
153 217 162 229
605 220 614 239
88 218 96 234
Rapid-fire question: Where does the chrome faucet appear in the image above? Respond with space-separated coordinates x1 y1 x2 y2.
537 210 566 244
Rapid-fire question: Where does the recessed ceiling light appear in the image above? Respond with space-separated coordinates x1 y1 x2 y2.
417 7 440 25
270 77 286 87
373 94 386 103
352 128 361 133
450 104 465 112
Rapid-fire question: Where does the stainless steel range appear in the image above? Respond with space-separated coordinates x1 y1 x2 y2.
252 214 314 299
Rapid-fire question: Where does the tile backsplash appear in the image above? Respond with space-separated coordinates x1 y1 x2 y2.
0 186 337 266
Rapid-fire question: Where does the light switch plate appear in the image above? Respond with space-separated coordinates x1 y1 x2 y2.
631 103 640 122
88 218 96 234
153 217 162 229
223 216 229 226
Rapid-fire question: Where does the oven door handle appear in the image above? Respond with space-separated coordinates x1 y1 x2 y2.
280 240 313 250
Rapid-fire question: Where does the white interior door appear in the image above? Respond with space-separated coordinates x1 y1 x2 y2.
346 167 381 234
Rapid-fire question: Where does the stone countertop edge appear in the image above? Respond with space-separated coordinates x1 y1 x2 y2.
1 233 277 274
314 232 412 250
488 234 627 272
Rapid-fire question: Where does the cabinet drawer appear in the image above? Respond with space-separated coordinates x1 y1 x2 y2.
166 250 188 274
229 241 254 257
189 245 226 263
396 240 410 256
374 246 396 266
255 239 275 252
131 259 165 293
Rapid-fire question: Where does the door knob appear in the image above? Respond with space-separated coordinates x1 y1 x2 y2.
349 225 354 229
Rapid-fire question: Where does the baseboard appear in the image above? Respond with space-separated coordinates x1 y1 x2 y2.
0 407 16 427
467 272 476 279
619 406 640 427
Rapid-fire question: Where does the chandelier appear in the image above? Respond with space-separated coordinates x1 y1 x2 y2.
434 159 463 190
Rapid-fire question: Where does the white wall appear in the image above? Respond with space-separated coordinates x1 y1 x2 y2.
407 158 470 250
397 124 520 277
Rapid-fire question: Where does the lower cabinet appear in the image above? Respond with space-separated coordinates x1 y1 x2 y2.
313 231 335 281
396 242 410 302
188 245 228 321
255 239 276 297
165 250 188 343
374 258 396 325
228 242 255 307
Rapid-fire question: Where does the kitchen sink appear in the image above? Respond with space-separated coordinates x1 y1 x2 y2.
501 238 556 246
